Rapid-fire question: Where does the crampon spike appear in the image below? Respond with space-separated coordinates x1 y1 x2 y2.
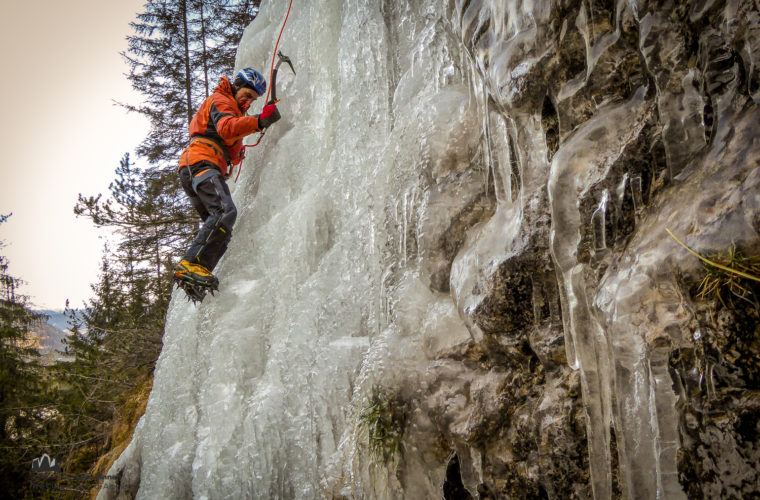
174 275 215 305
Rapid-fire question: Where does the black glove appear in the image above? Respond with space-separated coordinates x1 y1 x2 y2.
257 103 281 129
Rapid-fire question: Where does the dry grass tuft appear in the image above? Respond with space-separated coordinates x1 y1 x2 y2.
667 229 760 307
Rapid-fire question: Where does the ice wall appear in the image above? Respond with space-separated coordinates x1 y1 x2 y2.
100 1 760 499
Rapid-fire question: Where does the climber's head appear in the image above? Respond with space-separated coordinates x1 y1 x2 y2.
233 68 266 111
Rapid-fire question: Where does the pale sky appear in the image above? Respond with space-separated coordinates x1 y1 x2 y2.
0 0 150 309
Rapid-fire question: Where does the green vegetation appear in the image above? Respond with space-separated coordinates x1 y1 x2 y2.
357 387 407 464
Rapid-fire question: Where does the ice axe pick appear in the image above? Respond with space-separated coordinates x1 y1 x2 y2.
268 51 296 105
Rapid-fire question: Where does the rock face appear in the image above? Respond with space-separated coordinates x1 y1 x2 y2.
100 1 759 499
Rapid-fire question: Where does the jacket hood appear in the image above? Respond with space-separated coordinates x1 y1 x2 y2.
215 77 234 97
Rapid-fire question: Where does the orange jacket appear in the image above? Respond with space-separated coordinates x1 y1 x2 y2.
178 77 261 177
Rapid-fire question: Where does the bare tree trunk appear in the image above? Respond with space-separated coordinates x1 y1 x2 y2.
200 0 210 98
181 0 193 125
155 237 161 295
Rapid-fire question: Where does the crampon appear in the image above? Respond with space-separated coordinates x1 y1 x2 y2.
173 274 219 304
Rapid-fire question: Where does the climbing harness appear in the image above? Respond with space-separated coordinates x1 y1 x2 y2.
236 0 296 183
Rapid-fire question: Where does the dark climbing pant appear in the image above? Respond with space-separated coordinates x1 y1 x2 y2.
180 165 238 272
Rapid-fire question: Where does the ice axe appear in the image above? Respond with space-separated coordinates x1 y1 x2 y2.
268 51 296 105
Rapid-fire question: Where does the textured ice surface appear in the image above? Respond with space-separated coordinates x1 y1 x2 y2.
100 1 760 498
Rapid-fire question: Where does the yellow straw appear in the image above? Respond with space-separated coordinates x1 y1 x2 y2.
666 228 760 282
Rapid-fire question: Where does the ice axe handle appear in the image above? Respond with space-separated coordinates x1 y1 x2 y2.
269 68 279 105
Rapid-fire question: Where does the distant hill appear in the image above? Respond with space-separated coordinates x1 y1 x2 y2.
38 309 76 332
26 310 75 363
27 320 69 354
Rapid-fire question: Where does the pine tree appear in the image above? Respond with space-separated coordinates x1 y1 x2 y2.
0 217 51 496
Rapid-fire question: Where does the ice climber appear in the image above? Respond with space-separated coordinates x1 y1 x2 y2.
173 68 281 299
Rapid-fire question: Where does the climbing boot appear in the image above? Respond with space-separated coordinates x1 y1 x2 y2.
173 259 219 289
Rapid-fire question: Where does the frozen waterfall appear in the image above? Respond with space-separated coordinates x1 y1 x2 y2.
100 1 760 499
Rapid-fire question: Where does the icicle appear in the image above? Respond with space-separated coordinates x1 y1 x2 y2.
380 265 394 328
617 172 629 205
591 189 610 251
481 76 493 195
706 362 716 400
410 187 418 264
402 190 409 266
395 198 403 258
630 175 644 214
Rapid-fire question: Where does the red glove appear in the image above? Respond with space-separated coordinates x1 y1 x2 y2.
258 103 281 129
261 103 277 118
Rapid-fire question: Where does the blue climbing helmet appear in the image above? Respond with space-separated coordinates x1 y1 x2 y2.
234 68 267 97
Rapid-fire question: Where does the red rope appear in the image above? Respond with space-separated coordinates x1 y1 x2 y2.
264 0 294 105
236 0 294 183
